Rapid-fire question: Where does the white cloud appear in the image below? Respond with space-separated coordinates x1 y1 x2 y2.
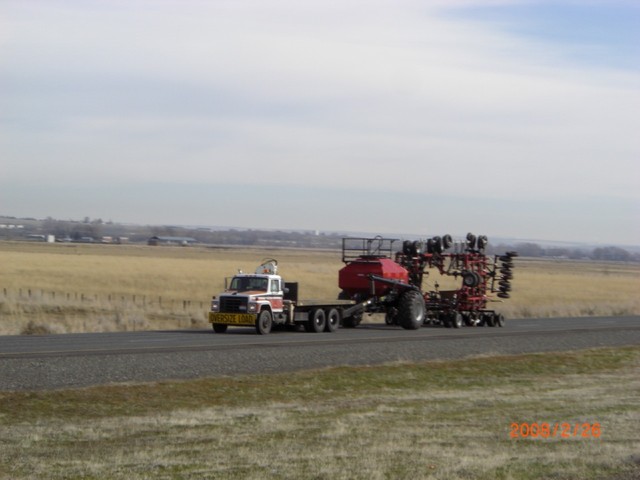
1 0 638 242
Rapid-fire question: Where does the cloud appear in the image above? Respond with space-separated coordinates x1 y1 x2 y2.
1 0 638 242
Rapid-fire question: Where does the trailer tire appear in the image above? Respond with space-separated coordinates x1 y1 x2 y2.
325 308 340 332
256 310 273 335
398 290 425 330
212 324 227 333
496 313 505 327
306 308 326 333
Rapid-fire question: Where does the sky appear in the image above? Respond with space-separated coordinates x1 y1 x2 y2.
1 0 639 245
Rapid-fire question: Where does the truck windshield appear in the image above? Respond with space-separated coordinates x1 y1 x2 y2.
229 277 269 292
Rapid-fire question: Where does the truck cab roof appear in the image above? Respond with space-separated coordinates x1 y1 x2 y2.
228 273 282 293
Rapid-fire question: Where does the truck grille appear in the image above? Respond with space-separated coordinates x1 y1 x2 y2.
219 296 248 313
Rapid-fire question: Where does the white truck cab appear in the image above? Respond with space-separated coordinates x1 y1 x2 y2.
209 260 286 334
209 259 347 335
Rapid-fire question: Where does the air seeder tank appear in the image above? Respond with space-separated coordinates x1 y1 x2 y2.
338 237 409 298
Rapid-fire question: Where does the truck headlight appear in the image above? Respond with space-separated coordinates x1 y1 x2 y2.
248 302 258 313
211 299 219 312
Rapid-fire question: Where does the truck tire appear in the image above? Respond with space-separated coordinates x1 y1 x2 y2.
306 308 326 333
212 324 227 333
324 308 340 332
256 310 273 335
397 290 425 330
496 313 505 327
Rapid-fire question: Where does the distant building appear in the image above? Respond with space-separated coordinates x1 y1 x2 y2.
147 236 197 246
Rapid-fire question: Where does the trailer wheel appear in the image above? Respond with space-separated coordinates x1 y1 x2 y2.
450 312 463 328
325 308 340 332
485 313 496 327
398 290 425 330
306 308 326 333
256 310 273 335
212 324 227 333
496 313 505 327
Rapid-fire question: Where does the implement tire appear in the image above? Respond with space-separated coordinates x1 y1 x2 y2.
342 315 361 328
397 290 425 330
450 312 463 328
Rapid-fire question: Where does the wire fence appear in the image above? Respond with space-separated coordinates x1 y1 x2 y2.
1 288 207 311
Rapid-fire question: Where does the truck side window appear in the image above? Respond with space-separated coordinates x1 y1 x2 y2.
271 279 280 293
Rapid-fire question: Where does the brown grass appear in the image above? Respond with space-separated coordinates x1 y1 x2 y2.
0 241 638 335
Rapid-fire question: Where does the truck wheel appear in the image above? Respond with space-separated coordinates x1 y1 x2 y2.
496 313 505 327
450 312 463 328
398 290 425 330
325 308 340 332
212 324 227 333
306 308 326 333
256 310 273 335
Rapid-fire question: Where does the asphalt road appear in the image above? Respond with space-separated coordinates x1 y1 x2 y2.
1 316 639 391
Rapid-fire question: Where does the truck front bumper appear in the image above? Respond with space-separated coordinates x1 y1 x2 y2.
209 312 256 326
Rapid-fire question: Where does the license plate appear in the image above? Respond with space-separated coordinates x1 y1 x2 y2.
209 312 256 326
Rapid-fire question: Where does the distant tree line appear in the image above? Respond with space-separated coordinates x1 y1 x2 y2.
1 216 638 262
488 242 638 262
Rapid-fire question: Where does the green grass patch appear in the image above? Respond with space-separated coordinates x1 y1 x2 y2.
1 347 639 479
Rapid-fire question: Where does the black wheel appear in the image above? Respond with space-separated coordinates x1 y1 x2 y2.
325 308 340 332
342 315 361 328
451 312 463 328
256 310 273 335
306 308 326 333
463 272 480 288
212 324 227 333
496 313 505 327
397 290 425 330
384 309 398 325
485 313 496 327
442 234 453 250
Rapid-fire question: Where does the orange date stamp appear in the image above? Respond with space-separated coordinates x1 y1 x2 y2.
510 422 601 439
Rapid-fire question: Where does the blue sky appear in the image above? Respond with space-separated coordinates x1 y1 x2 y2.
1 0 639 245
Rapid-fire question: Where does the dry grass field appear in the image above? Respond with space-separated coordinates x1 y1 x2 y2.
1 347 638 479
1 242 639 479
0 241 639 335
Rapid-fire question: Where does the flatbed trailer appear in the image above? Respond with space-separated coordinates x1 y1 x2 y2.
208 260 359 334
